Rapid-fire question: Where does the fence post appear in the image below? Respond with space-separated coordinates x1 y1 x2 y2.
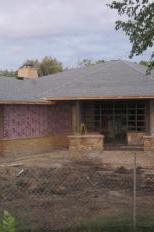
133 152 137 231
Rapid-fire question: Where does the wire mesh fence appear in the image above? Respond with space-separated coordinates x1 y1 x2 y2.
0 150 154 231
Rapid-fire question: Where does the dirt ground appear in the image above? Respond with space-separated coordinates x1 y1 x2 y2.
0 150 154 231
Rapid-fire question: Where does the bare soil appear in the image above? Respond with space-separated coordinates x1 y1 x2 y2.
0 150 154 231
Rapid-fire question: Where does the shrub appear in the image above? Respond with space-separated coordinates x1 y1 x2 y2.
0 211 16 232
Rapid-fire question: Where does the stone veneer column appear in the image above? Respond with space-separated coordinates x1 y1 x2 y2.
0 106 4 156
68 134 104 151
144 100 154 151
150 100 154 135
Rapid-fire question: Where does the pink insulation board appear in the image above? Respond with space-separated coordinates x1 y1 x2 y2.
2 105 72 139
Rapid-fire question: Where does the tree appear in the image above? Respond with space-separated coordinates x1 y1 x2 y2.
139 60 150 67
23 56 63 77
108 0 154 69
23 59 40 69
0 69 17 77
39 56 63 76
78 59 93 67
78 58 105 67
95 59 105 64
0 56 63 78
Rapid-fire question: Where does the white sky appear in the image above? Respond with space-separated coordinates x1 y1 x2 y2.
0 0 151 70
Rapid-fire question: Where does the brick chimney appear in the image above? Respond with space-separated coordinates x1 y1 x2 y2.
18 64 38 79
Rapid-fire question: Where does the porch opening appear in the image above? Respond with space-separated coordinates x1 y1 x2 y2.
82 100 149 145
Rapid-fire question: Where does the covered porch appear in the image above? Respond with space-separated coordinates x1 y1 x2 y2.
68 99 154 151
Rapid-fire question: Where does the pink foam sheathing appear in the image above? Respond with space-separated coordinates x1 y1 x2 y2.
2 105 72 139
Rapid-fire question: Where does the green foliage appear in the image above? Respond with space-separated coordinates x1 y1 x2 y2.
55 215 154 232
78 59 93 67
95 59 105 64
23 59 40 69
78 58 105 67
23 56 63 77
139 60 154 74
39 56 63 76
0 211 16 232
0 56 63 78
108 0 154 69
140 60 150 67
0 70 17 78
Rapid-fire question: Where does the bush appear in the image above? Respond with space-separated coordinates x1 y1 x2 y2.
0 211 16 232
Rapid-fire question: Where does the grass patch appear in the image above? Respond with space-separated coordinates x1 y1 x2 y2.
59 217 154 232
23 215 154 232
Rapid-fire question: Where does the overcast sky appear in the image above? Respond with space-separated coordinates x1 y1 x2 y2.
0 0 151 70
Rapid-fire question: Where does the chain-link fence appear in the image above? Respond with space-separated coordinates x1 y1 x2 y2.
0 150 154 231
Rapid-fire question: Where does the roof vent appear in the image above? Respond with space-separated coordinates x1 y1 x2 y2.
17 64 38 79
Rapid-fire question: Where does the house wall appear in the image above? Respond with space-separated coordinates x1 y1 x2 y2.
0 104 72 156
150 100 154 136
144 100 154 151
0 106 3 139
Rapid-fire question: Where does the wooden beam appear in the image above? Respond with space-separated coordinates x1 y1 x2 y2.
42 95 154 101
72 101 81 134
0 100 55 105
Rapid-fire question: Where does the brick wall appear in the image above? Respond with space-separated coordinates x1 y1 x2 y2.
0 106 3 139
127 132 144 145
144 136 154 151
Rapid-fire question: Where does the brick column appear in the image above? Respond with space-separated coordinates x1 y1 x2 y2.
150 100 154 135
0 106 4 156
144 100 154 151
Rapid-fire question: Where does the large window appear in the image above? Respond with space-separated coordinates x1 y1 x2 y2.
83 100 148 144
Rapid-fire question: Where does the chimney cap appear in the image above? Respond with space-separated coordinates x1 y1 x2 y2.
20 63 34 69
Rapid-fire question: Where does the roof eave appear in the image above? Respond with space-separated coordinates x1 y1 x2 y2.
0 100 55 105
43 95 154 101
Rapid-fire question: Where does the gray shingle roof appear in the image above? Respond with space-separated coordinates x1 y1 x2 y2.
0 60 154 102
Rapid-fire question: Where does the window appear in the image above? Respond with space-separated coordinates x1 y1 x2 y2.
84 101 147 134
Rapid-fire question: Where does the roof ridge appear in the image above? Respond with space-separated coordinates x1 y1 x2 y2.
39 62 111 98
40 62 102 79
